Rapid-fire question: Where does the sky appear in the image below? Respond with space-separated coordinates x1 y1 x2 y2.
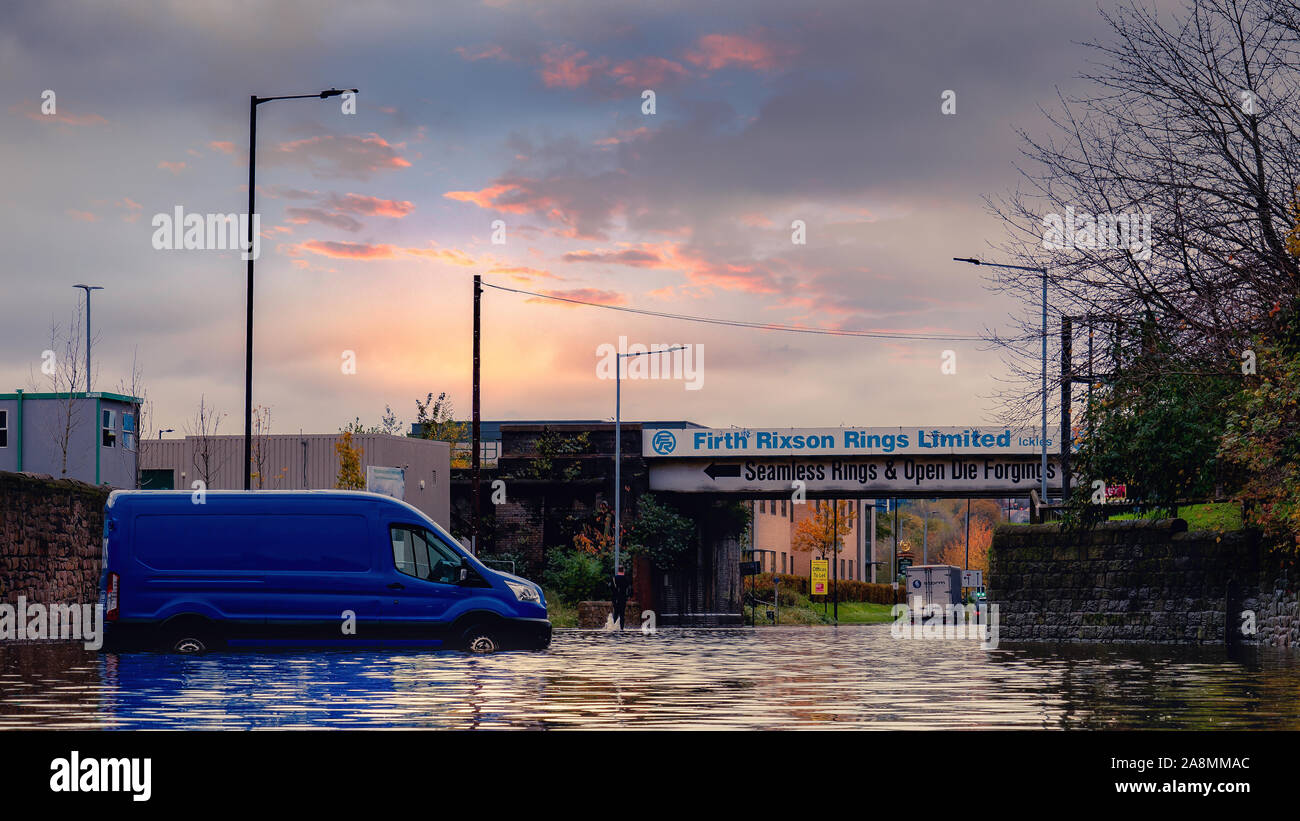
0 0 1143 437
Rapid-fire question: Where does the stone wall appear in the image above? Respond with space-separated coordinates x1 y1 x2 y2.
1242 567 1299 648
577 600 643 629
988 518 1299 645
0 471 108 607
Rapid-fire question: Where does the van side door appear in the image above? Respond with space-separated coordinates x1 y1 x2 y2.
381 523 471 645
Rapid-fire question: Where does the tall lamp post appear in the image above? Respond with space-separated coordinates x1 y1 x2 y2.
613 345 686 575
72 285 103 392
953 257 1050 503
243 88 358 490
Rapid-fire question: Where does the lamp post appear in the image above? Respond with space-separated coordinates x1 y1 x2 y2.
953 257 1050 503
613 345 686 575
158 428 174 440
72 285 103 392
243 88 358 490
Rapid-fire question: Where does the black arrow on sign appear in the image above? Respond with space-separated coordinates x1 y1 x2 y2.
704 463 741 480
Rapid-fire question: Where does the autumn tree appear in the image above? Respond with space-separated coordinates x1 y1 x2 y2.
335 430 365 490
791 500 856 558
936 517 994 574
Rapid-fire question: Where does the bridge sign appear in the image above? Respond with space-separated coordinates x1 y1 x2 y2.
643 426 1058 458
648 455 1062 496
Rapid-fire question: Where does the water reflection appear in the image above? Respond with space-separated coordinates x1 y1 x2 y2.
1 627 1297 729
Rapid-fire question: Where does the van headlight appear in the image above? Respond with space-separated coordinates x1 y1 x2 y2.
505 580 541 604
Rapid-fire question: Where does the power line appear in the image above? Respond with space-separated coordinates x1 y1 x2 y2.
480 281 984 342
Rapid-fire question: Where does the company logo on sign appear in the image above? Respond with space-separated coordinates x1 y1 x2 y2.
651 430 677 455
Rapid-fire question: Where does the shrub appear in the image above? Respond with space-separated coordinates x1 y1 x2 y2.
751 573 902 604
542 547 613 604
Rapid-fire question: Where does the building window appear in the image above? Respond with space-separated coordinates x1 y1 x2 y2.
848 560 854 579
781 552 787 573
101 409 116 448
760 499 766 515
0 409 7 448
781 500 787 517
122 412 136 451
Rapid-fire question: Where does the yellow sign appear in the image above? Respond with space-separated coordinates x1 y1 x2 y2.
811 560 829 595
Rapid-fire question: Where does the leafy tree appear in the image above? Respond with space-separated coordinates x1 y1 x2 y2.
625 494 695 570
1068 323 1236 521
335 430 365 490
791 500 856 558
1219 311 1300 542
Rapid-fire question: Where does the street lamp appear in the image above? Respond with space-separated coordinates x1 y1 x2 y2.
613 345 687 575
158 428 175 440
243 88 358 490
72 285 103 393
954 257 1050 503
919 502 942 564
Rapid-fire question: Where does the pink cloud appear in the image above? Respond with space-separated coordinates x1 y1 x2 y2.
209 141 237 154
11 101 108 126
65 209 99 222
300 240 397 259
526 288 627 307
268 133 412 179
609 56 690 87
539 45 608 88
157 161 186 173
561 248 664 267
326 193 415 217
683 33 794 71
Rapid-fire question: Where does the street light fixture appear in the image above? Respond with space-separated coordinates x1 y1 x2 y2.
72 285 103 393
954 257 1050 504
243 88 358 490
613 345 687 575
158 428 175 440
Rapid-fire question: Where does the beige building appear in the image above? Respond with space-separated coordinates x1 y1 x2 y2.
140 433 451 527
750 498 878 582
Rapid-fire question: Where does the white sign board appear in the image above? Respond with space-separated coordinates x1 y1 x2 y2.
962 569 984 588
648 456 1062 494
366 465 406 500
643 426 1057 458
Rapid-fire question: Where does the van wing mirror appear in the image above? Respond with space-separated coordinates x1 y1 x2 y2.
459 559 470 583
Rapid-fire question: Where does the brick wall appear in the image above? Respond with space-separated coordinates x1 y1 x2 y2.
0 471 108 607
990 519 1297 646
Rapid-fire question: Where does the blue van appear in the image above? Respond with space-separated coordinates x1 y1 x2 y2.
99 490 551 653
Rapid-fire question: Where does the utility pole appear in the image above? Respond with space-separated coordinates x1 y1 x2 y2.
833 500 839 623
471 275 482 554
1061 315 1072 501
965 498 971 570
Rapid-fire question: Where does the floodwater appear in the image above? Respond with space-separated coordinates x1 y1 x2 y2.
1 626 1297 729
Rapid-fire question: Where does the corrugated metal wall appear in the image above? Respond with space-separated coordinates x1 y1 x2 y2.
140 433 450 526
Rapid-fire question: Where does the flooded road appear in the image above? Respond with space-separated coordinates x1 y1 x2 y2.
2 625 1297 730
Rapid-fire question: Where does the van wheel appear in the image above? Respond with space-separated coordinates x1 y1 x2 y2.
461 626 501 654
172 636 207 654
163 619 221 654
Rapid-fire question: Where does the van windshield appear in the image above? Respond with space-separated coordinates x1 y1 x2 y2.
391 525 462 584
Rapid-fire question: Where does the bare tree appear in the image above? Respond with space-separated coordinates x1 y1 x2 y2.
986 0 1300 419
186 395 228 488
249 404 286 489
29 305 89 477
116 348 149 489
